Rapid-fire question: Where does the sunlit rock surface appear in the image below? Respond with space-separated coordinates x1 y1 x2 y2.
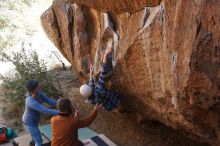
41 0 220 145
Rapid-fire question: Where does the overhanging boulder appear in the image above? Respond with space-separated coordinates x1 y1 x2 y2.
41 0 220 145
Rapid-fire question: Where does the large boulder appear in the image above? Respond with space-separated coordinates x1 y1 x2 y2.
41 0 220 145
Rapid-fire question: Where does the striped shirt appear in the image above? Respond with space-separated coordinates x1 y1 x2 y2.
88 64 120 111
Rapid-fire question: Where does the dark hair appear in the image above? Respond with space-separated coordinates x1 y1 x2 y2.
57 98 74 114
26 80 39 93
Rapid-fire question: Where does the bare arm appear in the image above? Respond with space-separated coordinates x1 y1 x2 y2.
103 47 112 64
88 66 95 89
96 47 112 90
76 104 102 128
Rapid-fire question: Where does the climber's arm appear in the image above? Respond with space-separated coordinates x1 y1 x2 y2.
102 47 112 64
76 104 102 128
96 47 112 89
88 66 95 89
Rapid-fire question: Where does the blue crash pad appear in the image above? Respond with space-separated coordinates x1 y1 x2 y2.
39 124 97 140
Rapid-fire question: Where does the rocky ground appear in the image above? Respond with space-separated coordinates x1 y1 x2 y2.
50 69 209 146
0 68 209 146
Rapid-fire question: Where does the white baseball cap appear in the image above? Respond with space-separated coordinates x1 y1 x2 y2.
80 84 92 98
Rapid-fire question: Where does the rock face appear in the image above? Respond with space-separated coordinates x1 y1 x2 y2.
41 0 220 145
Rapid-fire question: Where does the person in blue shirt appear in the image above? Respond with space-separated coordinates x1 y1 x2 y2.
22 80 59 146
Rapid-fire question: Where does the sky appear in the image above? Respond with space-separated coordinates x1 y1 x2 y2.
0 0 70 76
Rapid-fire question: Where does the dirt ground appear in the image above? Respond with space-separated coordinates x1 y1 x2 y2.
0 68 209 146
51 69 209 146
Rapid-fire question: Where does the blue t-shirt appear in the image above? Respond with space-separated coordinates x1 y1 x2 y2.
22 91 59 127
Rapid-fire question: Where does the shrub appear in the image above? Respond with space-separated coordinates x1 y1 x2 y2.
0 47 63 107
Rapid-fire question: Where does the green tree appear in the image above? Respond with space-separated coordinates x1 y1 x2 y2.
0 45 63 107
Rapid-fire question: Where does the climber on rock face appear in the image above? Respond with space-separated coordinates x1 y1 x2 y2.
79 46 120 111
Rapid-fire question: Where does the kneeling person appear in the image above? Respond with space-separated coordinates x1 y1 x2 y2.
51 98 102 146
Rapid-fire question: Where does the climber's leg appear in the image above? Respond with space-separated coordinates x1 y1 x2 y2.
96 63 109 90
105 52 113 78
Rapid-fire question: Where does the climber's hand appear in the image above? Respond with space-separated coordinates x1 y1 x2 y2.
93 104 103 113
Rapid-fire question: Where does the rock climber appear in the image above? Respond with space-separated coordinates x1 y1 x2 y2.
79 27 121 111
